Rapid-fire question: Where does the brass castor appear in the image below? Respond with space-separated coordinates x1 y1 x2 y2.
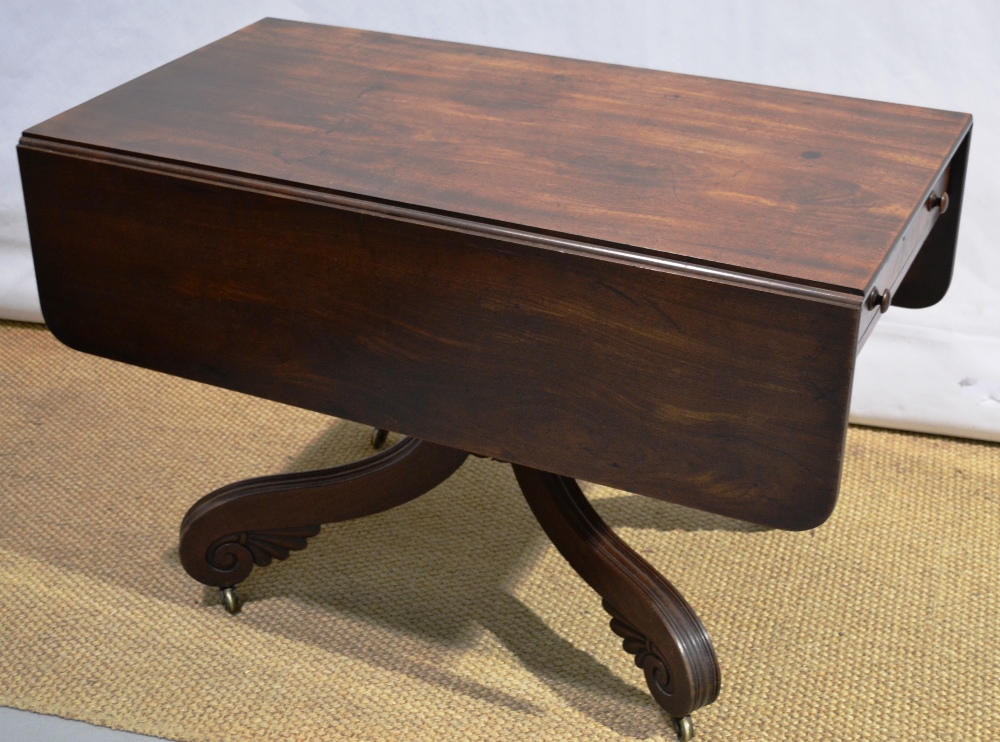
220 586 241 614
674 716 695 741
370 428 389 449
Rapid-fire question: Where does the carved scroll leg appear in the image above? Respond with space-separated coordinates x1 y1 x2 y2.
513 465 720 738
180 436 468 609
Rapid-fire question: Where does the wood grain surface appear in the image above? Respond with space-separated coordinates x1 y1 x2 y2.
180 436 468 588
23 18 970 294
17 19 972 530
20 143 857 529
514 464 720 719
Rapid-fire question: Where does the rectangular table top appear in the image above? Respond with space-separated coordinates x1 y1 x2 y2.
18 20 972 530
25 18 969 296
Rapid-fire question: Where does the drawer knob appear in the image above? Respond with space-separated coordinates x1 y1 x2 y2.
867 287 891 313
925 191 949 214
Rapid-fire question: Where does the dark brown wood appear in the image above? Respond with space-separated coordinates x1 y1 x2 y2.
15 19 973 733
16 20 972 531
513 464 720 720
18 140 858 530
892 131 971 308
179 436 467 587
22 18 969 295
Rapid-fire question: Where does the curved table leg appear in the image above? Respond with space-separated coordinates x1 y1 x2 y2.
513 465 720 737
179 436 468 609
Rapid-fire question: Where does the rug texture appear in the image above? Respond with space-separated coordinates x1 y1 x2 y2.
0 320 997 741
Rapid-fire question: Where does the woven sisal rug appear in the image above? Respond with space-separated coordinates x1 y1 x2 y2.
1 320 997 740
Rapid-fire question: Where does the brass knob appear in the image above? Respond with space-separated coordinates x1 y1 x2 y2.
925 191 949 214
866 287 891 313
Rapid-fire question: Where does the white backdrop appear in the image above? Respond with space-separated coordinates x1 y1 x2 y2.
2 1 997 440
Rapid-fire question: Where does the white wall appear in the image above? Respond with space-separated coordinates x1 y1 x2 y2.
2 1 997 440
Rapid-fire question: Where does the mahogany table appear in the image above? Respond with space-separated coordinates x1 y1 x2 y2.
18 19 971 739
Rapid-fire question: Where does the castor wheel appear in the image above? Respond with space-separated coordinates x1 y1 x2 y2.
370 428 389 449
220 586 241 614
673 715 695 741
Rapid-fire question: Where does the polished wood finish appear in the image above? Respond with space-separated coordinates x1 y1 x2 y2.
17 20 972 530
514 464 720 720
180 436 467 587
181 431 719 731
23 18 968 294
21 137 860 529
16 20 972 731
892 132 971 309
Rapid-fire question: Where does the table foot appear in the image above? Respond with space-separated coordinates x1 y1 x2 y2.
220 586 241 614
370 428 389 450
512 465 721 723
673 715 695 741
179 436 468 591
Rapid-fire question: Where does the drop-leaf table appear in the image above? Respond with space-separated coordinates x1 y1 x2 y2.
18 19 971 739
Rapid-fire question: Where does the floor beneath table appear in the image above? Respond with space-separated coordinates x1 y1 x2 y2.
2 320 998 741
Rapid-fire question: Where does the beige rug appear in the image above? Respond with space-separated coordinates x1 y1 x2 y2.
1 320 997 741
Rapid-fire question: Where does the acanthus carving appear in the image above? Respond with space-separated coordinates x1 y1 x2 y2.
512 464 720 719
604 599 674 700
207 525 321 581
179 436 469 589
